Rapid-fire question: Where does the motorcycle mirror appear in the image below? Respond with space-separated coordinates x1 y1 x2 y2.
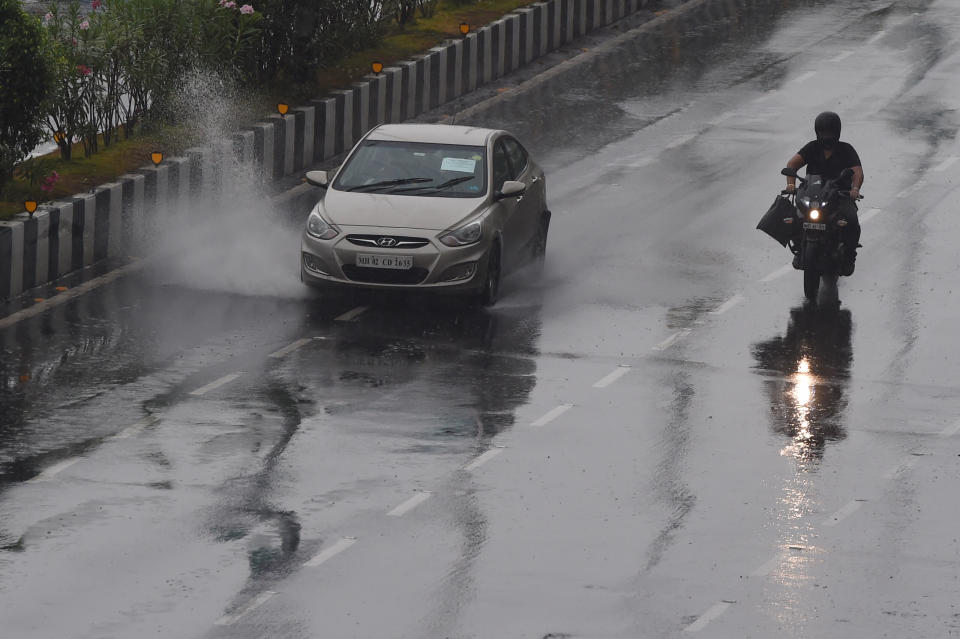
781 167 799 177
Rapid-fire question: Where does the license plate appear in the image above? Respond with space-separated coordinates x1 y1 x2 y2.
803 222 826 230
356 254 413 269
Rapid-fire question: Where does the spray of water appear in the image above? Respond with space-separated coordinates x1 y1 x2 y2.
146 69 309 299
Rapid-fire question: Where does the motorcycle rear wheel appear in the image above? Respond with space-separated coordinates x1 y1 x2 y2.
804 269 820 302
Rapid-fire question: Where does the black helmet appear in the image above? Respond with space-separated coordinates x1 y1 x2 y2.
814 111 841 140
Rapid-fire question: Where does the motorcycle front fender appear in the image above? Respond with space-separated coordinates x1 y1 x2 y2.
801 238 820 271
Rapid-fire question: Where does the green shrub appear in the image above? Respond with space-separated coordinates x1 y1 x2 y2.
0 0 55 191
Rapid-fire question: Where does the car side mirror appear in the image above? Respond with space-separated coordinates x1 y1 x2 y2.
497 180 526 200
780 167 798 178
305 170 329 188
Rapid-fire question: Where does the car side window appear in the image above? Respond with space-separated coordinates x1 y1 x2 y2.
502 137 528 179
493 141 511 192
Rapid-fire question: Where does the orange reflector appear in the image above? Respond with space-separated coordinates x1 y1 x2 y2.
277 103 289 115
55 286 68 291
34 298 44 302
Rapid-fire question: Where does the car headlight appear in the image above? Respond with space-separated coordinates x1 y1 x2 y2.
440 218 483 247
306 210 339 240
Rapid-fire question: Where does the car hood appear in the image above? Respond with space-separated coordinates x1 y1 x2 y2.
323 189 487 231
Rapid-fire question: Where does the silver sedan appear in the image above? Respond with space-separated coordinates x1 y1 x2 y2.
300 123 549 306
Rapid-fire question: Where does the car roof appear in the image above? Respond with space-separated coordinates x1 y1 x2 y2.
365 123 499 146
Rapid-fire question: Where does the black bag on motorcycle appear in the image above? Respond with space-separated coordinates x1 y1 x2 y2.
756 195 797 247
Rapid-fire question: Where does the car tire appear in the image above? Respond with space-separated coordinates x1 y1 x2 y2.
531 211 550 275
477 241 502 307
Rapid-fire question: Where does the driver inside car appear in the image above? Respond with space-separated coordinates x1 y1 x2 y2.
784 111 864 275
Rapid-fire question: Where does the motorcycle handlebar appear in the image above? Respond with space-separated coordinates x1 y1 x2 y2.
782 188 863 200
838 191 864 200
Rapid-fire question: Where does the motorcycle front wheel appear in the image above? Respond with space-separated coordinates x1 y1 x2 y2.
804 269 820 302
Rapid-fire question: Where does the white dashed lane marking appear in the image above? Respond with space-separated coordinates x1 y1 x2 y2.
531 404 574 427
268 338 314 359
462 447 504 471
751 551 786 577
335 306 369 322
665 133 696 149
933 156 959 172
822 500 865 527
654 330 691 351
592 365 632 388
213 590 277 626
710 294 744 315
387 492 433 517
214 591 276 626
111 416 160 440
884 458 918 480
189 372 244 397
304 537 358 567
760 263 793 283
685 601 733 633
28 458 81 483
859 207 881 224
709 111 734 126
940 419 960 437
830 50 853 62
793 71 816 83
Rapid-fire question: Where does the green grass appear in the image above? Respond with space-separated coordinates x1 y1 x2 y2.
0 0 536 220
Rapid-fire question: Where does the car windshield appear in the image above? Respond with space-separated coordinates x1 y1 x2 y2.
333 140 487 198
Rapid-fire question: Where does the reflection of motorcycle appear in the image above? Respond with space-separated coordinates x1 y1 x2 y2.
759 168 860 303
752 305 853 464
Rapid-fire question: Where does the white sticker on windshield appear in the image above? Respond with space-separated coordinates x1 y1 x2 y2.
441 158 477 173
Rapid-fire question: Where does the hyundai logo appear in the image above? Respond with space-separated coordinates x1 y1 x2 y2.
376 237 398 247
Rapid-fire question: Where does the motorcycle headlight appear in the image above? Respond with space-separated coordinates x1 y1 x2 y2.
306 209 339 240
800 196 812 208
809 209 821 221
440 218 483 247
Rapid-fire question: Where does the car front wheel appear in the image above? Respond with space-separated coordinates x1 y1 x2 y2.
531 211 550 274
476 241 502 307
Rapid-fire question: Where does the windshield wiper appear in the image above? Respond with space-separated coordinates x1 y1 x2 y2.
392 175 476 193
346 177 433 192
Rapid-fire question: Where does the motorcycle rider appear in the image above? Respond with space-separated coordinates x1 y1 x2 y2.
785 111 864 275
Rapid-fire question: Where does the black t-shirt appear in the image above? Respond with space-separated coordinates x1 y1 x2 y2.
798 140 862 185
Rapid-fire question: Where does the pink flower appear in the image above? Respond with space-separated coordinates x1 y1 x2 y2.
43 12 53 22
77 64 91 76
224 1 236 8
79 19 90 30
91 0 102 8
239 4 254 13
40 172 60 193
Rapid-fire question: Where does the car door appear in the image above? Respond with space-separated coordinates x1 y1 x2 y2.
502 136 542 260
491 138 526 271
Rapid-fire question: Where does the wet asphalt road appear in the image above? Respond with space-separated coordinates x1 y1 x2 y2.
4 0 960 636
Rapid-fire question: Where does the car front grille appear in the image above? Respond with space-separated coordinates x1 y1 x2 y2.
346 234 431 249
341 265 430 284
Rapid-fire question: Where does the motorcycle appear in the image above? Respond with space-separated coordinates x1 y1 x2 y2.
759 167 861 303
